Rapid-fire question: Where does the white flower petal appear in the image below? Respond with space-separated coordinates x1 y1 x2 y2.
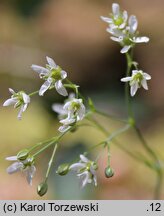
3 98 17 106
9 88 16 94
22 103 28 112
123 10 128 22
17 105 24 120
130 82 139 96
52 103 66 115
22 93 30 104
61 70 67 79
141 79 148 90
69 163 85 171
58 125 71 133
133 36 149 43
46 56 57 68
78 171 90 188
55 80 68 96
129 15 138 34
143 73 151 80
25 166 36 185
132 70 139 75
80 154 89 163
77 104 85 121
121 77 132 82
60 116 75 125
39 80 51 96
121 45 131 53
112 3 120 16
100 16 113 23
7 162 23 174
110 36 122 42
6 156 17 161
31 65 48 74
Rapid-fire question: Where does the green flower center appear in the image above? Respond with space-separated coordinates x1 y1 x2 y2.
71 102 80 111
50 67 62 80
114 17 124 26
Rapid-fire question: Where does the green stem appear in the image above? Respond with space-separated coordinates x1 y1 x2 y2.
125 52 133 118
33 139 57 157
29 90 39 97
134 125 163 199
33 130 68 157
87 117 138 160
106 124 130 142
45 143 58 182
28 137 55 153
29 86 54 97
95 109 127 123
107 142 111 167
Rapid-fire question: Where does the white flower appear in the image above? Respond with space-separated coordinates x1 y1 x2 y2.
6 156 36 186
101 3 128 30
69 154 97 188
3 88 30 120
121 70 151 96
101 3 149 54
52 94 86 133
31 56 68 96
107 15 149 53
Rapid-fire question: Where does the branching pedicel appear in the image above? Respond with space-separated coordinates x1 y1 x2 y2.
4 3 163 199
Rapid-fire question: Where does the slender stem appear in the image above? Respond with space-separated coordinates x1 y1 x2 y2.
87 117 141 161
134 125 163 199
45 143 58 182
106 124 130 142
107 142 111 167
95 109 127 123
125 50 163 199
28 86 54 97
33 139 57 157
33 130 68 157
28 137 55 153
125 52 133 118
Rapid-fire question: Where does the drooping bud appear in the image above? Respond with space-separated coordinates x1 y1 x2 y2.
17 149 29 161
56 163 70 176
37 182 48 197
105 167 114 178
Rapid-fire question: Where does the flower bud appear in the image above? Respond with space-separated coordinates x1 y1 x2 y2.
17 149 29 161
37 182 48 197
105 167 114 178
56 163 70 176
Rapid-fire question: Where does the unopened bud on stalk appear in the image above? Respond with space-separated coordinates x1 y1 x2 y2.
56 163 70 176
105 167 114 178
37 182 48 197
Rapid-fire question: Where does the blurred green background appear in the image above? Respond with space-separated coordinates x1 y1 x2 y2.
0 0 164 199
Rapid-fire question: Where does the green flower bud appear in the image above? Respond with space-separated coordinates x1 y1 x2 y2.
56 163 70 176
105 167 114 178
17 149 29 161
37 182 48 197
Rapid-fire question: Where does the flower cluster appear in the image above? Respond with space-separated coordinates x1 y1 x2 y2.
101 3 149 53
69 155 97 188
52 94 86 132
6 154 36 185
3 88 30 120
